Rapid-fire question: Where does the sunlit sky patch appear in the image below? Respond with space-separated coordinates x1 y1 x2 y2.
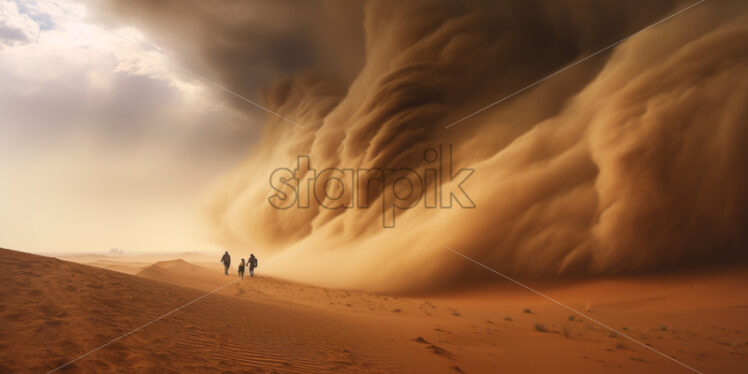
0 0 255 254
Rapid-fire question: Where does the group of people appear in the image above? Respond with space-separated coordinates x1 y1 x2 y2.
220 251 257 279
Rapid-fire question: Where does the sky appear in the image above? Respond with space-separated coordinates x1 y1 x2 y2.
0 0 258 254
1 0 745 291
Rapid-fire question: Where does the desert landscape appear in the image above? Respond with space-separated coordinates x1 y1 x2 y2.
2 0 747 372
0 247 745 373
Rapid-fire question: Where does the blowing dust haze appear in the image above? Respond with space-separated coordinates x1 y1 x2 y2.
88 0 747 292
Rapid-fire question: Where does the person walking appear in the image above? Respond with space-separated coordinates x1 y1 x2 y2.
220 251 231 275
248 253 258 277
238 258 246 279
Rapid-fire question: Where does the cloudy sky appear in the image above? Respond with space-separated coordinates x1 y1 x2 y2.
1 0 745 291
0 0 265 254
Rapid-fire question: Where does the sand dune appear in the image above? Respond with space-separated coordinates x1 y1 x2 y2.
0 249 432 373
136 259 228 291
58 253 216 275
2 248 747 373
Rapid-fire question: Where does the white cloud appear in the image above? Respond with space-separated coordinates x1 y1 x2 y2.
0 0 41 46
0 0 259 254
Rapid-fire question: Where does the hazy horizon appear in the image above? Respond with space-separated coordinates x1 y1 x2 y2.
2 0 746 292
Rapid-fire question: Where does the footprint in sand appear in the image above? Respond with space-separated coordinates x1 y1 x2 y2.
413 337 454 359
427 344 454 359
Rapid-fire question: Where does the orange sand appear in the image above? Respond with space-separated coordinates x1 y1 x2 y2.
1 248 746 373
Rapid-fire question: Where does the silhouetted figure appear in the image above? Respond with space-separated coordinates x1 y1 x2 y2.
238 258 246 279
220 251 231 275
248 254 258 277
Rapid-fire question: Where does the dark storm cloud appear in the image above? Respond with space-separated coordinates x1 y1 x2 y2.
88 0 748 292
84 0 366 115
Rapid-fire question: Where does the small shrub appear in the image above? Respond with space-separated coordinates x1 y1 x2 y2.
534 323 548 333
523 308 532 314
